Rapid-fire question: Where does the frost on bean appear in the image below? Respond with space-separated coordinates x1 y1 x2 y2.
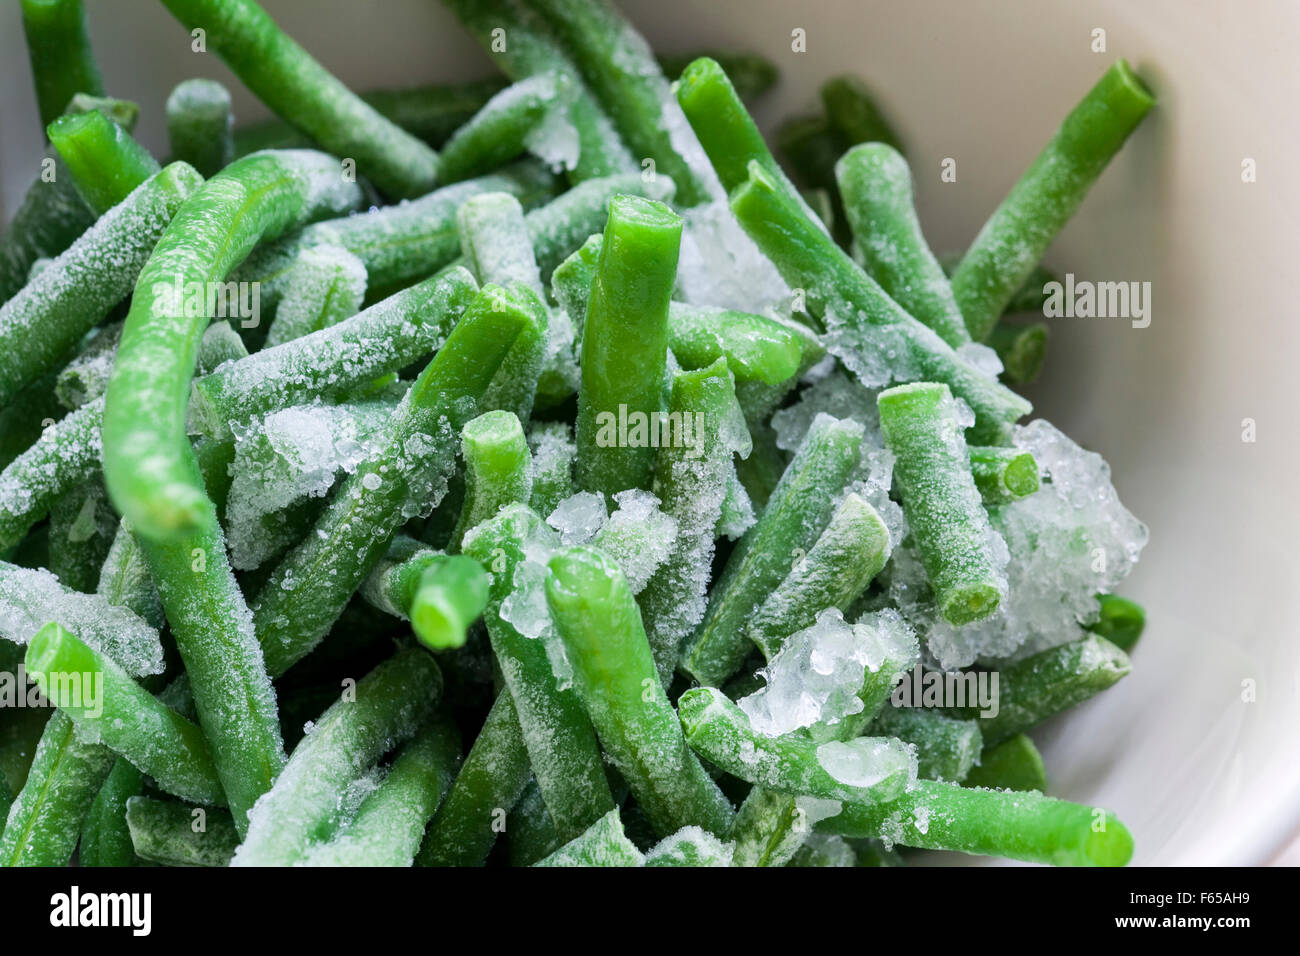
225 401 394 569
0 561 164 677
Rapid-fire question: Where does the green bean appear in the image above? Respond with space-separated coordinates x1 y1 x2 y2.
821 75 904 152
462 506 615 841
837 143 969 349
964 733 1047 792
676 57 800 196
442 0 636 182
969 444 1041 504
657 50 778 101
950 61 1155 340
527 0 710 204
457 193 545 294
545 545 734 837
233 646 441 865
817 779 1133 866
0 559 165 678
574 195 681 496
439 73 576 183
20 0 104 129
158 0 438 198
451 410 534 550
0 162 203 410
682 414 864 687
1087 594 1146 652
192 267 478 440
747 493 891 661
263 245 367 348
678 687 914 803
457 196 552 421
125 797 239 867
233 165 556 307
251 284 536 676
734 423 788 510
0 99 138 304
410 556 491 650
303 716 462 866
729 162 1032 444
0 711 114 866
102 150 362 541
878 383 1006 625
232 79 509 155
631 359 747 683
79 760 143 867
416 690 533 867
667 305 805 387
359 536 439 619
0 325 246 555
46 110 161 216
534 808 645 867
24 622 226 806
46 477 115 593
871 706 982 783
947 635 1131 746
139 507 282 833
165 78 235 178
987 321 1049 385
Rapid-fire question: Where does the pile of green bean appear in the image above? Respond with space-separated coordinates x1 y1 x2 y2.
0 0 1153 868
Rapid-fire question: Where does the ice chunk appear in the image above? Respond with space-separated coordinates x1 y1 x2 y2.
816 737 904 789
545 491 607 546
739 607 917 738
675 200 792 314
956 341 1004 380
592 489 677 594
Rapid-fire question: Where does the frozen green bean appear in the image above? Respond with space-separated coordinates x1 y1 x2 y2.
125 797 239 867
166 78 235 178
47 109 161 216
534 808 644 867
20 0 104 129
450 410 534 550
159 0 438 198
234 647 442 865
950 61 1154 340
872 706 982 783
969 444 1041 504
546 546 734 837
574 194 681 496
964 733 1048 792
746 492 891 660
878 383 1006 625
682 414 864 687
817 779 1133 866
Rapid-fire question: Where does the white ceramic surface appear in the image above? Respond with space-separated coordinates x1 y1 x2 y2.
2 0 1297 865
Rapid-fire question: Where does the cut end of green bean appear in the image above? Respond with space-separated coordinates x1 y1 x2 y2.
411 556 491 650
1083 811 1135 867
1088 594 1146 652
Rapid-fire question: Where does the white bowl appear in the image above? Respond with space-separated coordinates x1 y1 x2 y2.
2 0 1297 865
